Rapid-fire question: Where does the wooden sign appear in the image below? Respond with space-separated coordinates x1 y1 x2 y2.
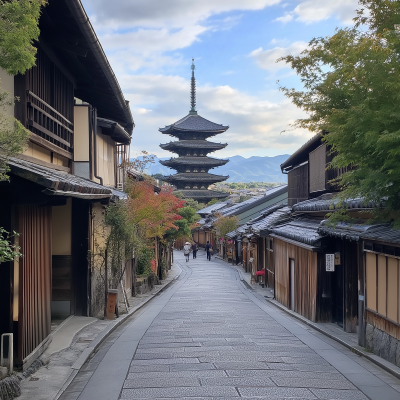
326 254 335 272
106 289 118 320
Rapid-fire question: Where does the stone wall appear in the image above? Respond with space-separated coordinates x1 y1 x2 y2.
365 323 400 367
135 274 159 295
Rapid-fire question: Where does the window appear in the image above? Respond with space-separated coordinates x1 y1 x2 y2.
266 238 274 252
366 252 400 323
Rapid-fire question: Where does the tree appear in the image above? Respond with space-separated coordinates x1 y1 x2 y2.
0 0 47 181
279 0 400 222
0 92 29 181
0 0 47 75
213 213 238 240
0 228 21 263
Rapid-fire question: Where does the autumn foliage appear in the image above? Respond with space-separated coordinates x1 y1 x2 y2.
127 181 185 240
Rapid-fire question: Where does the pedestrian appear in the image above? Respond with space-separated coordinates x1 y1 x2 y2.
192 241 198 259
205 241 212 261
183 241 191 262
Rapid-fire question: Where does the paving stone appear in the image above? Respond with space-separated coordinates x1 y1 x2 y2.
126 369 227 379
129 364 170 373
130 357 200 365
226 369 347 381
310 388 369 399
123 377 200 388
200 376 276 387
170 363 216 371
56 254 400 400
271 377 356 389
238 386 317 398
120 386 240 398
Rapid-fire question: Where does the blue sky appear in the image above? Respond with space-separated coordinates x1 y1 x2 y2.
81 0 359 159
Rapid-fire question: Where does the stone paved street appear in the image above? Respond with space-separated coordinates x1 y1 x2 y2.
59 250 400 399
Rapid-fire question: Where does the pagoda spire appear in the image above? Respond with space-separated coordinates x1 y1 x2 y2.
190 59 197 115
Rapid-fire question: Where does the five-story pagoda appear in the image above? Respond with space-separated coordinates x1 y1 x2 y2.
159 60 229 203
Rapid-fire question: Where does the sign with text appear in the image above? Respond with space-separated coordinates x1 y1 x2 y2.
326 254 335 272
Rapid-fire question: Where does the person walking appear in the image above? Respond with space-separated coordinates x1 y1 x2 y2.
183 241 191 262
205 241 212 261
192 241 198 259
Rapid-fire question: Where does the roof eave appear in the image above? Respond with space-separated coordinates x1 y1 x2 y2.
66 0 134 133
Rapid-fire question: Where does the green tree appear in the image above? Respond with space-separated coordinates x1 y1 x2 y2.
279 0 400 222
0 228 21 263
213 213 238 240
0 0 47 75
0 0 47 181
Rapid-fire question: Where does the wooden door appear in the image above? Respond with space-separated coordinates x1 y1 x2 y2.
18 205 52 364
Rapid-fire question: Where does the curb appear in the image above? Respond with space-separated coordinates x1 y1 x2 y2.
54 265 182 400
265 297 400 381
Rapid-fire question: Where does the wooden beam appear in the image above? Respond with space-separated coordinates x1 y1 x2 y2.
28 102 74 134
16 154 70 173
27 91 73 126
28 120 71 147
29 132 73 160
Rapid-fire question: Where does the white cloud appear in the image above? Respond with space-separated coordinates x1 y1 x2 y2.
101 25 207 53
120 75 313 158
249 41 307 71
274 0 359 25
274 14 293 23
83 0 281 29
293 0 358 24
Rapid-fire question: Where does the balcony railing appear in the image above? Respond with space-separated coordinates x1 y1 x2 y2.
26 90 74 158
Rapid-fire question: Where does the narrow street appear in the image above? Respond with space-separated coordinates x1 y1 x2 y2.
60 251 400 400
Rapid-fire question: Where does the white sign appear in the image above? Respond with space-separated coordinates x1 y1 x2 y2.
326 254 335 272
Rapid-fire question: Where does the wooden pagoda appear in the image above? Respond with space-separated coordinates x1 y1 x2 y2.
159 60 229 203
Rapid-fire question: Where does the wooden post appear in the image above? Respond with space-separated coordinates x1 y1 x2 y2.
103 249 108 319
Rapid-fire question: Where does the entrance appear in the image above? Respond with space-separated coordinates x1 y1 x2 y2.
332 262 344 327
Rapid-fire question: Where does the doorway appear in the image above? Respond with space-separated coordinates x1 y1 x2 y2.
332 262 344 327
289 258 295 311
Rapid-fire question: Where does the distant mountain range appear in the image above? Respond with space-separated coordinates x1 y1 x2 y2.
146 154 290 183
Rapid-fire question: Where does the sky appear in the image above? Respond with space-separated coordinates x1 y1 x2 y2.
81 0 360 159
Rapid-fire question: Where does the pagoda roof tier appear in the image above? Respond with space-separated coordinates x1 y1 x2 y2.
159 112 228 135
160 156 228 168
175 189 228 201
160 140 227 152
163 172 229 183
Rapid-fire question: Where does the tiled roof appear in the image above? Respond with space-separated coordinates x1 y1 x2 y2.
160 140 227 150
292 193 378 213
270 218 324 246
160 156 228 167
8 157 124 199
197 202 229 216
164 172 228 182
317 221 376 241
254 206 292 236
159 113 229 133
318 221 400 244
361 225 400 244
221 185 288 217
220 196 264 217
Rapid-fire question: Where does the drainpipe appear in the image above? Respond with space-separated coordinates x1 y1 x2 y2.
92 107 103 185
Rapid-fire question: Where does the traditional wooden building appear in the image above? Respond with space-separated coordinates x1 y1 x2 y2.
0 0 133 369
159 60 229 203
